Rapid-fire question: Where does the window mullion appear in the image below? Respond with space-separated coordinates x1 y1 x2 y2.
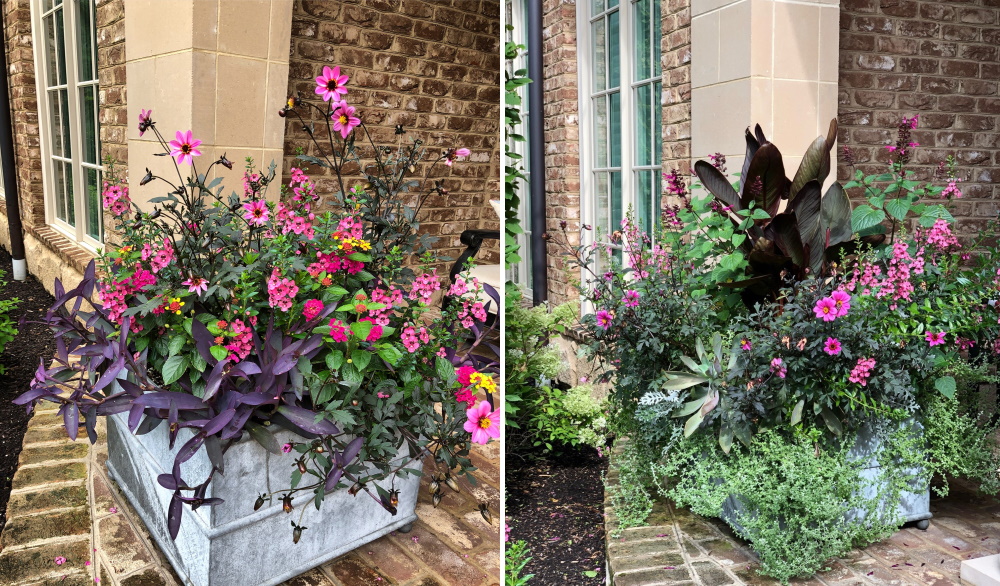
63 0 85 243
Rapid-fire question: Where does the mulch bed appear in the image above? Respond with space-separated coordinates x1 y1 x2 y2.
506 446 609 585
0 246 56 532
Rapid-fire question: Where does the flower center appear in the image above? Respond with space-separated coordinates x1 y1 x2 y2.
181 144 191 154
327 80 338 90
338 115 348 124
478 418 492 430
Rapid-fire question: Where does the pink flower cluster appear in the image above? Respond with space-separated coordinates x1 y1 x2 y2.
328 318 350 343
941 179 962 200
456 300 488 329
141 239 175 274
623 290 640 308
225 319 254 362
401 324 430 353
302 299 324 321
814 290 851 321
102 182 130 216
409 270 441 304
307 251 364 277
267 269 299 312
849 357 877 386
920 219 960 252
368 286 403 327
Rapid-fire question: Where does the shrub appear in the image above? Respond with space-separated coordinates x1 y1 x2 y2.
0 268 18 374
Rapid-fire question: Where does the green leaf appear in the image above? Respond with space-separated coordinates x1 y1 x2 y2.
350 321 373 341
934 376 956 399
351 350 372 372
683 412 704 437
326 350 344 371
210 345 229 361
790 399 805 426
820 407 843 436
190 351 207 374
161 355 189 385
662 374 709 391
435 357 457 385
168 335 186 357
851 205 886 233
346 252 372 262
719 424 734 454
246 422 281 455
884 198 911 222
377 346 403 365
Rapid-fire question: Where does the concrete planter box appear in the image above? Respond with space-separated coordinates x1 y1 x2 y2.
720 420 931 535
106 410 419 586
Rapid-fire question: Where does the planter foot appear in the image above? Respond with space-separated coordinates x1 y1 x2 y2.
915 519 930 530
397 522 415 534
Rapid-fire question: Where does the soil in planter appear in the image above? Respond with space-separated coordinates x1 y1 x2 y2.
506 447 609 585
0 246 57 532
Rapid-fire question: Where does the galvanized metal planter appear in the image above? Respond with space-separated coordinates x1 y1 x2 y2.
106 411 419 586
720 420 931 535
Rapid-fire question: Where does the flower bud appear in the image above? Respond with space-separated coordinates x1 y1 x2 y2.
254 495 265 511
282 494 293 514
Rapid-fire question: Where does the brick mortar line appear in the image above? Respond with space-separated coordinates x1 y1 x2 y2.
15 457 89 471
10 568 89 586
5 505 88 521
19 438 78 448
1 532 91 553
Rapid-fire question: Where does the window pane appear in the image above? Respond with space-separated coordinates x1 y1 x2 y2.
637 169 652 236
608 0 619 7
653 0 662 76
48 89 62 157
595 171 609 235
636 84 652 166
54 8 67 86
60 88 71 157
593 95 607 168
80 85 97 164
608 10 619 89
635 0 651 81
43 15 58 87
53 157 66 222
592 19 606 93
609 92 620 167
610 171 622 235
592 0 604 15
654 81 662 165
652 171 662 230
85 167 100 240
77 0 94 81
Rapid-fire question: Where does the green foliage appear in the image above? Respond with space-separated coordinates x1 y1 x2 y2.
504 540 534 586
923 390 1000 497
605 439 656 534
653 426 925 583
529 383 607 451
504 34 530 268
0 268 18 375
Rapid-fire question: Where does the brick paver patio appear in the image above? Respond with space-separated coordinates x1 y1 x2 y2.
1 399 500 586
605 449 1000 586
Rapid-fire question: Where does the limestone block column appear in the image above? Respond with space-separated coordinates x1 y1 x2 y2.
124 0 293 207
689 0 839 177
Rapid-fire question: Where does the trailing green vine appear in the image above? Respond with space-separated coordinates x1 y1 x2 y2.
504 29 530 269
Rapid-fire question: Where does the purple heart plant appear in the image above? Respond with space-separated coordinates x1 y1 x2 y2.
15 66 500 542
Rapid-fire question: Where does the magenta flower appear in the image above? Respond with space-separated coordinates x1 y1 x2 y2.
623 290 640 308
595 310 612 329
315 66 349 102
830 290 851 317
54 557 66 566
168 130 202 165
814 297 838 322
463 400 501 445
243 200 269 226
182 276 208 295
331 101 361 139
770 357 787 379
444 147 471 166
740 338 752 351
328 318 349 343
138 109 152 136
925 331 946 347
281 443 293 454
823 337 842 356
849 357 877 386
302 299 323 321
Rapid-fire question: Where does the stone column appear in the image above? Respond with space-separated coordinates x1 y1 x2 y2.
689 0 840 175
124 0 293 207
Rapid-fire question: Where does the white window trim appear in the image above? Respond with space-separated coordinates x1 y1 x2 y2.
30 0 102 252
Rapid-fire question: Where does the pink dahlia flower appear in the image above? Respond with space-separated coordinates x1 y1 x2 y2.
315 66 349 102
463 400 500 445
169 130 202 165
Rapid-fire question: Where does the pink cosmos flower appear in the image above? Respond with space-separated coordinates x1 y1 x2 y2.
331 100 361 139
315 66 349 102
302 299 323 321
823 337 842 356
595 310 613 329
243 200 269 226
830 290 851 317
463 400 500 445
138 108 152 136
182 276 208 295
814 297 838 322
169 130 202 165
444 147 471 166
281 443 293 454
623 290 640 308
925 331 946 347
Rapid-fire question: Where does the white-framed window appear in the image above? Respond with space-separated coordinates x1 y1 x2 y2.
579 0 662 262
32 0 102 247
505 0 532 294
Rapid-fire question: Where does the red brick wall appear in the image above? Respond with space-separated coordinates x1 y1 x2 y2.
1 0 42 229
283 0 502 268
661 0 691 176
538 0 581 304
838 0 1000 238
